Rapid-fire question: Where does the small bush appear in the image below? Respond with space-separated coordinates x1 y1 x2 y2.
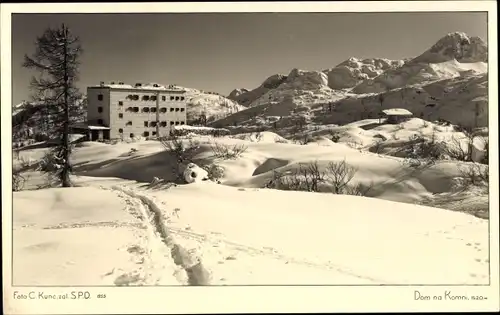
265 159 371 196
296 134 314 145
400 133 445 168
330 132 341 143
266 161 325 192
12 170 26 192
160 134 201 181
370 139 384 154
203 164 225 182
442 135 473 162
274 136 288 144
458 163 489 187
345 139 363 149
210 142 247 159
326 159 357 194
479 136 488 164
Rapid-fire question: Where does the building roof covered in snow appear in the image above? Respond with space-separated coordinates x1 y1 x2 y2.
382 108 413 116
88 82 187 93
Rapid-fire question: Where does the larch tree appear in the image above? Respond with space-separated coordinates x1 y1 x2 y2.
23 24 83 187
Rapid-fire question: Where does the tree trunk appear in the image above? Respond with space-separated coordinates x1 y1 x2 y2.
61 24 72 187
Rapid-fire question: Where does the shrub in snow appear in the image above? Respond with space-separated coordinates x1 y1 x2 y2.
171 127 230 138
12 171 26 192
274 136 289 144
203 164 225 182
400 133 446 167
265 159 373 196
370 139 384 154
295 134 314 145
210 142 247 159
457 163 489 188
160 134 201 182
442 134 474 162
479 136 488 164
128 148 138 156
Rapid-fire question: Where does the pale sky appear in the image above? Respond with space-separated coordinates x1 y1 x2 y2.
11 12 487 105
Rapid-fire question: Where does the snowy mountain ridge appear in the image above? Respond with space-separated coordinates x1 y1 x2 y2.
217 32 488 130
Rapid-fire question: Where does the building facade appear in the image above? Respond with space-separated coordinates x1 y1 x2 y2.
86 82 188 140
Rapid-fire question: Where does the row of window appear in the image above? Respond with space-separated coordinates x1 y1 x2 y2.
98 106 185 114
94 119 185 128
123 107 185 113
125 95 185 101
121 120 185 127
117 131 159 138
97 94 186 102
119 132 155 138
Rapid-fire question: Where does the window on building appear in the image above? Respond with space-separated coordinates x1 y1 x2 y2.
97 119 103 125
126 107 133 112
144 121 149 127
127 95 133 100
180 108 185 112
162 96 166 101
152 131 157 136
143 107 150 113
180 96 185 101
119 128 123 133
170 108 174 112
143 131 150 137
160 108 167 113
151 107 157 113
175 121 180 125
133 95 139 101
142 95 150 101
98 106 103 113
126 121 133 126
170 96 175 101
133 107 139 113
151 95 157 101
118 113 123 118
160 121 167 127
150 121 157 127
180 121 185 125
175 108 180 112
170 121 175 125
98 94 103 101
130 133 135 138
118 101 123 106
175 96 180 101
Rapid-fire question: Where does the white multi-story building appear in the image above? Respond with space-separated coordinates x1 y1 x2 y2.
84 82 188 140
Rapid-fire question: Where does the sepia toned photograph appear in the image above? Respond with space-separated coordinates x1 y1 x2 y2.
8 9 493 288
2 3 498 313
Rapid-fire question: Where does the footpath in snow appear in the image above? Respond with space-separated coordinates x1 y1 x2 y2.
72 178 489 286
12 186 186 286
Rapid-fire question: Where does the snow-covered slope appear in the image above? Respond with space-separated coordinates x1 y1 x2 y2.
12 133 489 285
230 74 288 106
411 32 488 64
323 57 406 90
228 88 249 101
183 89 246 123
